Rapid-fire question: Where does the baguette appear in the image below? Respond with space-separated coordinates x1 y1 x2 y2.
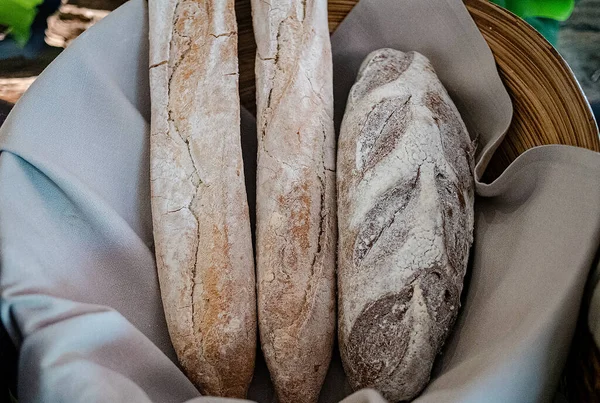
337 49 475 401
148 0 256 397
251 0 337 401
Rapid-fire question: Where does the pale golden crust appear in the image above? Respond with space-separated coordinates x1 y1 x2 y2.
148 0 256 397
337 49 475 401
251 0 336 402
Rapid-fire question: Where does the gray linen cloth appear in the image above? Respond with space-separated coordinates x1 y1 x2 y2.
1 0 600 402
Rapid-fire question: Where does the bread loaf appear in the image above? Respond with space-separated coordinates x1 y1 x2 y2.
337 49 475 401
251 0 337 401
148 0 256 397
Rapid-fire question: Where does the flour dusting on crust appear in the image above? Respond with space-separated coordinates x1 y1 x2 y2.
148 0 256 397
337 48 475 402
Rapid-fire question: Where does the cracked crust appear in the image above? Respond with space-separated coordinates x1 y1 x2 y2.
337 49 475 401
148 0 256 397
251 0 336 402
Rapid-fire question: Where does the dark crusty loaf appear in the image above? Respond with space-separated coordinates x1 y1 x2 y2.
251 0 337 401
337 49 475 401
148 0 256 397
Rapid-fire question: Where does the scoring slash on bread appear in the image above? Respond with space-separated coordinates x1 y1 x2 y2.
148 0 256 397
337 49 475 401
251 0 337 401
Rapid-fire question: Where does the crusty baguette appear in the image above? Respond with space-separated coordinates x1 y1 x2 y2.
337 49 475 401
251 0 337 401
148 0 256 397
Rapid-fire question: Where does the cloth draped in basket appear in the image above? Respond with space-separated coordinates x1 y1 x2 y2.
1 0 600 402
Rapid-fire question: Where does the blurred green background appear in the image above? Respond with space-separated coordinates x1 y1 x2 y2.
490 0 575 44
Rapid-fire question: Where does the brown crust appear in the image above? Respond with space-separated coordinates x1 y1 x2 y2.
251 0 336 401
344 287 413 388
148 0 256 397
337 49 474 401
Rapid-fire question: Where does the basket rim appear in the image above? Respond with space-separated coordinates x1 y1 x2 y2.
464 0 600 147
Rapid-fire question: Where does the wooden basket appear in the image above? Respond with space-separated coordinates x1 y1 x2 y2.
235 0 600 400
